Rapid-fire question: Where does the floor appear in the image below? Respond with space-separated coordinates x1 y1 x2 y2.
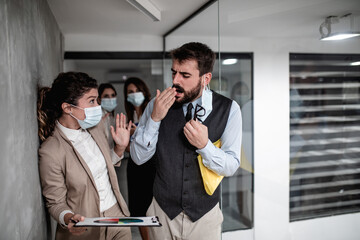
116 158 142 239
131 227 142 240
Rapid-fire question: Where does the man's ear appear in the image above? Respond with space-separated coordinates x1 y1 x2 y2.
203 72 212 87
62 102 72 114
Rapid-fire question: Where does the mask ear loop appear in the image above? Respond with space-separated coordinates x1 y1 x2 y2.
70 104 84 110
68 104 84 121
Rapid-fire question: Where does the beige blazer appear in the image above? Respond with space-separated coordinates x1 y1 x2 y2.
39 121 129 240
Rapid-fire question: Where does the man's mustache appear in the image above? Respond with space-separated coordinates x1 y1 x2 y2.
172 84 184 93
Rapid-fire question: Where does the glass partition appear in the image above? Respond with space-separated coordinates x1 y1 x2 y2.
218 53 253 232
164 0 254 234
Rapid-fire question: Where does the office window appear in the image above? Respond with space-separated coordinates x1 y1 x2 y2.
289 53 360 221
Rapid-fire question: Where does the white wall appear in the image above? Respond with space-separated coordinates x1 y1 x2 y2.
65 33 163 51
223 37 360 240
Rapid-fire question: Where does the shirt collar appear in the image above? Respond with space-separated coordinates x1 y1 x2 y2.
56 120 84 143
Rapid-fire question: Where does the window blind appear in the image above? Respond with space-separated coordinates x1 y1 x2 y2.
290 54 360 221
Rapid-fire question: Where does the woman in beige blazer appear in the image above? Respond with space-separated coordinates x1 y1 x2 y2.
37 72 132 240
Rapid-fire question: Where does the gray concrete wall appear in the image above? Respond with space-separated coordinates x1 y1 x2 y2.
0 0 63 239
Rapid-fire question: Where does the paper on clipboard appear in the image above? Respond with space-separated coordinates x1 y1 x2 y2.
74 216 161 227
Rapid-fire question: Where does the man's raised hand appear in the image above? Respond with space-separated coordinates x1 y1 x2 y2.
151 87 176 122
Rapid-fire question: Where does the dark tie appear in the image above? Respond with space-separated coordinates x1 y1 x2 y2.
185 103 193 122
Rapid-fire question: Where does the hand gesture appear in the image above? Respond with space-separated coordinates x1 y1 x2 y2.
151 87 176 122
111 113 132 152
66 213 87 235
184 119 209 149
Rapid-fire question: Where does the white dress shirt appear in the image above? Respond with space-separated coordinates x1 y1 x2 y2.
56 121 121 225
130 89 242 176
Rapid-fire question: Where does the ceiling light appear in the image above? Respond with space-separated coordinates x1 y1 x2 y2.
222 59 238 65
126 0 161 21
319 13 360 41
350 61 360 66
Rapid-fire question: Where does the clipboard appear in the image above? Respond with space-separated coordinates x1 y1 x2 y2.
74 216 162 227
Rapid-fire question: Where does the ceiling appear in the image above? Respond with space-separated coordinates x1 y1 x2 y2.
47 0 360 40
47 0 209 37
47 0 360 78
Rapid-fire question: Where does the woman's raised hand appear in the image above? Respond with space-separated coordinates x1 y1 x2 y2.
111 113 132 155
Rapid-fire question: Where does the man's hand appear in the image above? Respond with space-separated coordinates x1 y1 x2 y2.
65 213 87 235
184 119 208 149
151 87 176 122
111 113 132 156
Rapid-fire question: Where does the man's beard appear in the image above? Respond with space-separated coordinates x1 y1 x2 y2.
173 79 202 106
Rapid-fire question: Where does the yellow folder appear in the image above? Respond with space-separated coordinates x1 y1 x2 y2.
197 139 224 195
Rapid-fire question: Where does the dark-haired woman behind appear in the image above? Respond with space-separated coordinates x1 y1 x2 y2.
124 77 155 240
37 72 132 240
98 83 118 148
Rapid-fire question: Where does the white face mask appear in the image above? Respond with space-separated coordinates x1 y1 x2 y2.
198 76 212 121
70 105 102 129
127 92 145 107
101 97 117 112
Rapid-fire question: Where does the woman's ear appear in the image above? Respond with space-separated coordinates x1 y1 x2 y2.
62 102 72 114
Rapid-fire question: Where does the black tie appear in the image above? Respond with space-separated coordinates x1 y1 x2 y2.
185 103 193 122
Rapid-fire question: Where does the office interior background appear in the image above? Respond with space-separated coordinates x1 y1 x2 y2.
1 0 360 239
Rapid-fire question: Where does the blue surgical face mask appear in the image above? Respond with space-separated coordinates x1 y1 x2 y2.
127 92 145 107
101 97 117 112
70 105 102 129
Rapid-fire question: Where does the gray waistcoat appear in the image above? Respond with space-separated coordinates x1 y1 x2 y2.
153 91 232 222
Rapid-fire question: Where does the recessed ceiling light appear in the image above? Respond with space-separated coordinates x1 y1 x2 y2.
222 59 238 65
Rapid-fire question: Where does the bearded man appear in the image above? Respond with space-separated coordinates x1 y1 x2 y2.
130 42 242 240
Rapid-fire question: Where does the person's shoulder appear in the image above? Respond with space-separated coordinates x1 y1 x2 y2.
212 90 234 106
38 130 69 170
39 133 59 150
212 90 230 100
39 130 65 157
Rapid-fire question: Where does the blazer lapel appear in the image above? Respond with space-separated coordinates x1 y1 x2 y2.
88 125 123 201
